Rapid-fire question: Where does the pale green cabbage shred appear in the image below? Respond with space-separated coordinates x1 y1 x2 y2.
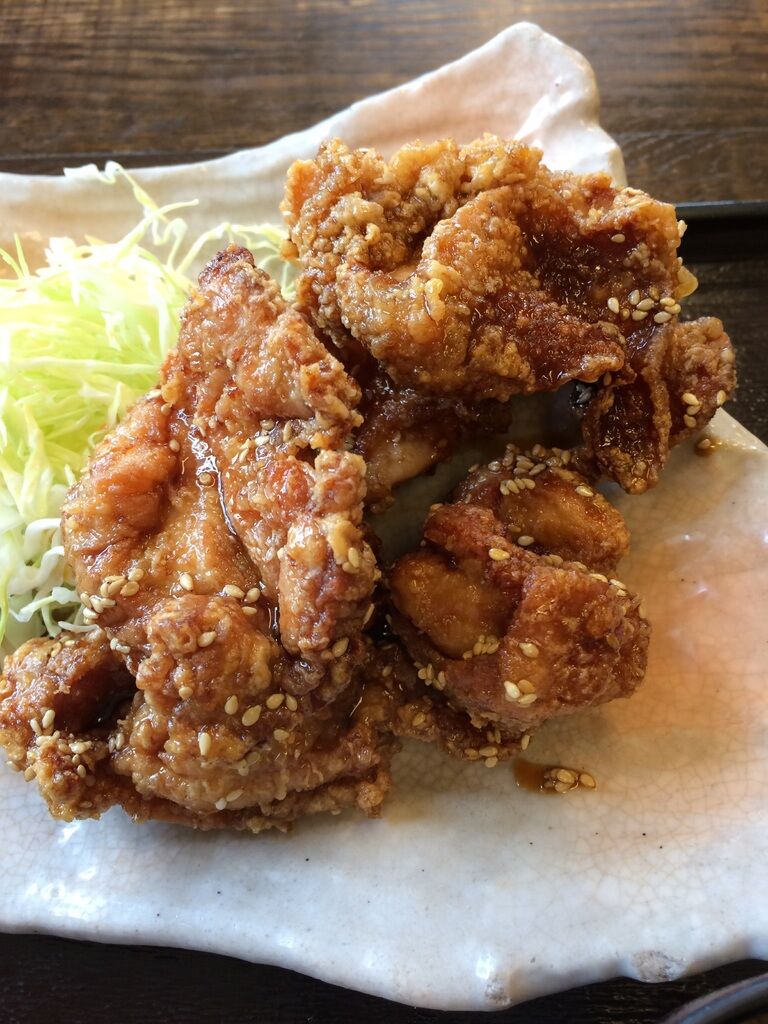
0 165 294 657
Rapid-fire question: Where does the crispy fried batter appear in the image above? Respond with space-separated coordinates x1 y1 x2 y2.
284 136 736 490
387 452 648 747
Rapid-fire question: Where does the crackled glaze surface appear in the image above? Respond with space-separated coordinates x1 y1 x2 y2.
1 24 766 1012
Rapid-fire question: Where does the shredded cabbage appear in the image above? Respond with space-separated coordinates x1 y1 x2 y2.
0 164 294 656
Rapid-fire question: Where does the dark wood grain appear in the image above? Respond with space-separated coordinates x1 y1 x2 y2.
1 0 767 202
1 2 767 1022
0 934 765 1024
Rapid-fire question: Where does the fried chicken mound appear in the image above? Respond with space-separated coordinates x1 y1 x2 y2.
5 155 720 834
283 135 735 493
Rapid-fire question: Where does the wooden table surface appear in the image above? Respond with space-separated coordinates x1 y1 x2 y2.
1 2 767 1022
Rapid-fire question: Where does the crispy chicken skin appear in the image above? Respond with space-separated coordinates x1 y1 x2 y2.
0 248 395 831
388 448 648 748
284 135 735 492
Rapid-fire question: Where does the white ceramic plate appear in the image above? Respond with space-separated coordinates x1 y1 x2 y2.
1 23 766 1011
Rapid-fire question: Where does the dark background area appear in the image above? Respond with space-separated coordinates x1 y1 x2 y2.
0 1 766 1021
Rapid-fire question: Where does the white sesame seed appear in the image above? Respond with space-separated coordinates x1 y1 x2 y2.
226 788 243 803
242 706 262 727
76 764 87 779
489 547 510 561
120 581 140 597
198 631 217 648
479 745 497 757
198 472 214 486
128 567 145 582
223 584 245 599
215 798 227 811
556 768 577 784
504 680 521 701
180 572 194 592
347 546 361 568
521 734 531 751
242 606 258 617
245 587 261 603
484 757 499 768
178 686 193 699
681 392 699 406
412 712 426 727
363 603 375 626
610 233 625 243
716 389 727 406
607 297 620 314
518 693 538 707
517 535 534 547
82 608 99 622
579 772 597 789
198 732 212 756
575 484 594 497
273 728 289 743
332 637 349 658
518 679 536 694
285 694 298 712
636 298 655 311
41 709 55 729
169 439 180 452
628 289 640 306
631 309 648 321
266 693 285 710
684 414 697 429
224 696 239 715
653 311 672 323
520 642 539 659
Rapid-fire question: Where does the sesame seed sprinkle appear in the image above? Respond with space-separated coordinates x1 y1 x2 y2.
273 728 289 743
198 472 214 486
607 297 620 314
636 298 655 311
684 414 697 429
504 680 521 701
245 587 261 603
198 732 212 756
169 439 180 453
266 693 285 710
520 642 539 659
517 535 534 547
631 309 648 321
120 581 140 597
180 572 194 592
242 705 262 727
575 484 594 498
610 233 625 243
224 695 239 715
628 289 641 306
716 389 727 406
521 734 531 751
654 311 672 323
223 584 245 599
332 637 350 658
489 547 510 561
198 631 216 648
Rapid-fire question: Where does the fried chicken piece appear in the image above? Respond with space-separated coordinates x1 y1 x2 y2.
387 453 648 748
579 316 736 492
355 367 514 507
283 135 688 400
0 246 399 832
284 136 736 490
0 627 394 829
